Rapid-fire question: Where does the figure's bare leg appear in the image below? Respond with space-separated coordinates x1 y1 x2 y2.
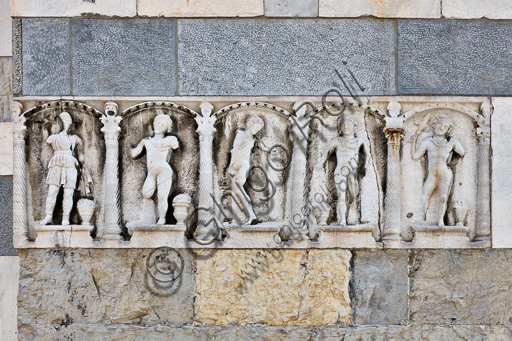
232 166 257 225
347 173 359 224
420 175 437 221
41 184 60 225
62 188 74 226
142 175 157 200
437 170 453 227
336 180 347 226
157 178 172 225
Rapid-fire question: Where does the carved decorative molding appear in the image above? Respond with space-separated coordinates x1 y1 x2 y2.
12 97 493 249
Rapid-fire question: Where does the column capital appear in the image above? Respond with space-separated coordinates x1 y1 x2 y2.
383 127 405 144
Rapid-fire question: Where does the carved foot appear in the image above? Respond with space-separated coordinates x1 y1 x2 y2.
157 218 165 225
245 216 261 225
338 219 347 226
62 216 70 226
40 214 53 226
438 221 445 228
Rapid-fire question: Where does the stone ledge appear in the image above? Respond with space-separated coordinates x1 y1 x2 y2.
11 0 136 17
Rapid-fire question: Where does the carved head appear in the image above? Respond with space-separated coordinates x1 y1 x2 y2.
431 115 453 136
337 115 357 137
59 112 72 131
246 116 264 135
153 114 173 134
104 102 118 116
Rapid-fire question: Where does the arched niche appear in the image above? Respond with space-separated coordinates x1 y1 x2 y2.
119 102 200 226
21 101 105 230
306 102 385 239
399 103 486 241
211 102 293 225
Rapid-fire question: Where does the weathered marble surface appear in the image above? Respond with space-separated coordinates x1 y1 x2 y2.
398 20 512 95
265 0 318 17
17 324 512 340
410 250 512 325
72 19 176 96
22 19 70 96
194 249 351 325
491 97 512 248
138 0 263 17
353 250 408 325
0 0 11 56
0 257 18 341
178 19 395 96
319 0 440 18
0 123 13 175
0 57 12 122
17 249 194 328
0 177 15 256
443 0 512 19
11 0 136 17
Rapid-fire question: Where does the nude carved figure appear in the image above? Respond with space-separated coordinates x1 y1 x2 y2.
132 114 179 225
412 114 465 227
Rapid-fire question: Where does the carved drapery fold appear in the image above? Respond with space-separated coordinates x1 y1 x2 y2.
194 102 217 238
100 103 123 240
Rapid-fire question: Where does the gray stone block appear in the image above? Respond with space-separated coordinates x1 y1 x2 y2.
398 20 512 95
178 19 395 96
353 250 408 325
265 0 319 17
410 250 512 325
22 19 70 96
0 177 15 256
18 249 194 327
72 19 176 96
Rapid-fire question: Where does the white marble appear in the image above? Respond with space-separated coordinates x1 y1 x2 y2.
11 0 136 17
319 0 440 18
0 0 11 56
443 0 512 19
138 0 263 17
0 257 19 341
491 97 512 248
0 122 12 175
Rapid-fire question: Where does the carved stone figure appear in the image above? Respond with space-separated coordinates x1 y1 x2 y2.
40 112 85 226
315 114 369 226
132 114 179 225
228 116 264 225
412 114 465 227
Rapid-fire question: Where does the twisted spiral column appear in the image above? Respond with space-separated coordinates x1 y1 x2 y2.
100 114 123 241
194 105 217 238
12 101 30 243
474 126 490 242
382 128 404 246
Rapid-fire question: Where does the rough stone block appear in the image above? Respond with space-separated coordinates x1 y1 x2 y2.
443 0 512 19
491 97 512 248
319 0 440 18
11 0 136 17
178 19 395 96
410 250 512 325
72 19 176 96
0 177 15 256
398 20 512 95
0 0 11 56
353 250 408 325
0 123 12 175
194 249 351 325
265 0 318 17
138 0 263 17
0 256 19 341
0 57 12 94
22 19 70 96
17 249 194 328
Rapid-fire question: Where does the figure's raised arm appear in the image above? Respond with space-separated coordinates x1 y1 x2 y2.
412 138 429 161
131 139 146 159
316 139 336 169
453 138 465 157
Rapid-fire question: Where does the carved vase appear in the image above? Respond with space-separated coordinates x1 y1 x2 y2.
172 194 193 225
314 203 331 226
77 199 95 226
452 200 468 226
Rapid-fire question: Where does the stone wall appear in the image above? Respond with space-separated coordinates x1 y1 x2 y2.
3 0 512 340
17 248 512 340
